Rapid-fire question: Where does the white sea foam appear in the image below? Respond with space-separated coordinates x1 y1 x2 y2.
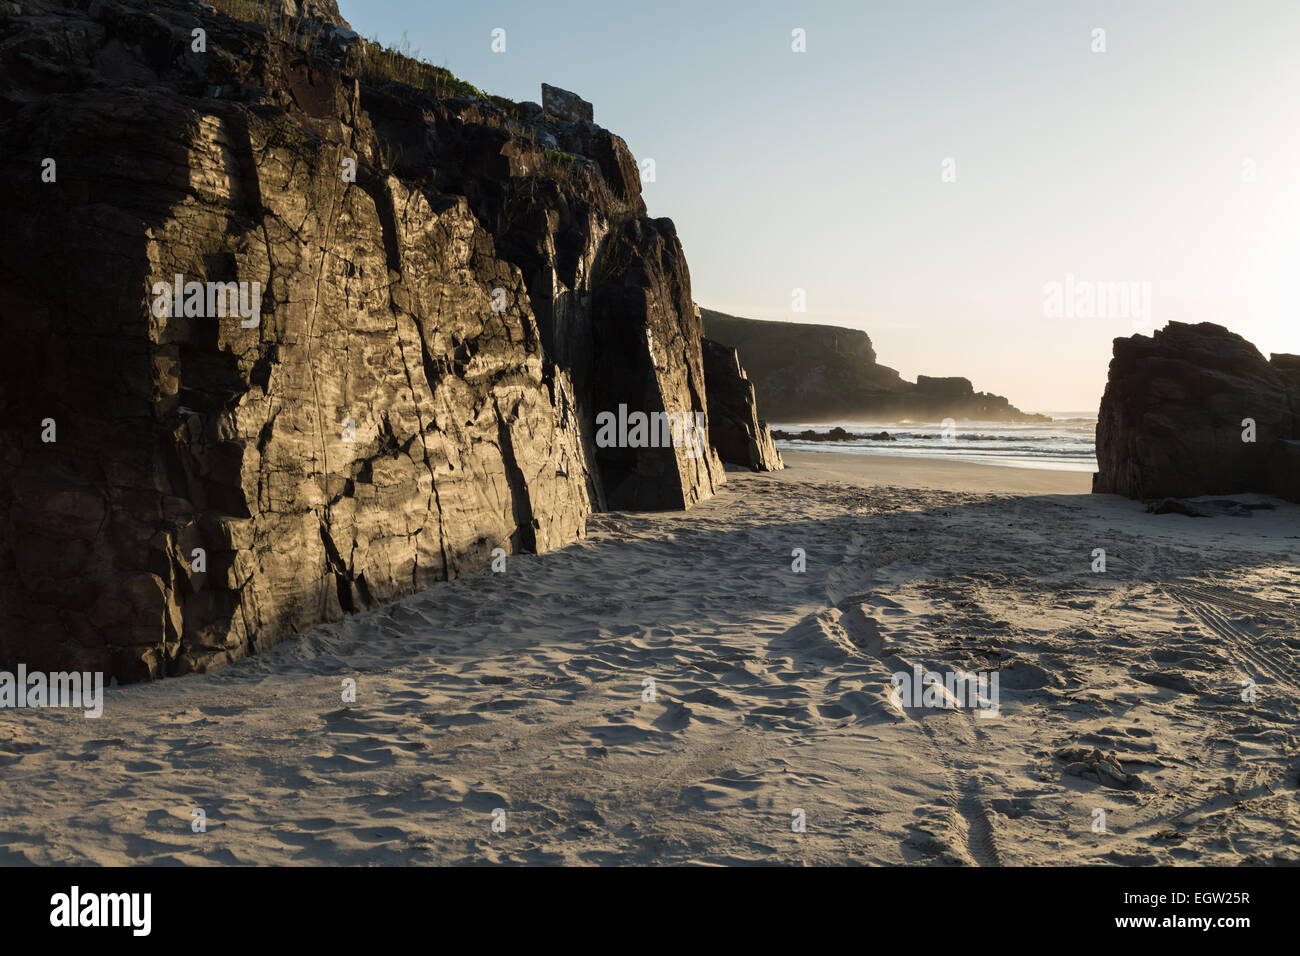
771 414 1097 472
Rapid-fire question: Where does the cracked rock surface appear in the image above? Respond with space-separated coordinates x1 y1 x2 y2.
0 0 773 680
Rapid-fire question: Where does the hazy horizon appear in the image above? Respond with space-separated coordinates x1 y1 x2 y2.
343 0 1300 413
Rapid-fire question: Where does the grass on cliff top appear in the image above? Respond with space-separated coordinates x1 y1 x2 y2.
358 31 500 103
204 2 514 108
205 0 317 49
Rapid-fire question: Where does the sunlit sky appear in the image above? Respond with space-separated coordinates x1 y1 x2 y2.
342 0 1300 413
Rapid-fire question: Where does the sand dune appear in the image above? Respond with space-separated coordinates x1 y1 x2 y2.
2 451 1298 865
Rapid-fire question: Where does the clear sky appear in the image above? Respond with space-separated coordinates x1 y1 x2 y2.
340 0 1300 413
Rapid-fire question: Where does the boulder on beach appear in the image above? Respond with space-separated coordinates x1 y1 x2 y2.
1093 322 1300 502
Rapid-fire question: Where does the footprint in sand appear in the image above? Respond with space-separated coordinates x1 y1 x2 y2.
123 760 168 774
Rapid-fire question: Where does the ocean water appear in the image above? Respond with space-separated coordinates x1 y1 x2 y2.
771 413 1098 473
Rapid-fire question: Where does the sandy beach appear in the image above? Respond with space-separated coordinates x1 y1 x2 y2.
780 450 1093 495
3 449 1298 866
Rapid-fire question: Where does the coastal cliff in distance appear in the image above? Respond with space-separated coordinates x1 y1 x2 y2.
0 0 779 682
701 309 1048 423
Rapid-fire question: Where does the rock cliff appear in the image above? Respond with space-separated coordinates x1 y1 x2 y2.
700 309 1048 422
0 0 763 681
701 338 783 472
1093 322 1300 502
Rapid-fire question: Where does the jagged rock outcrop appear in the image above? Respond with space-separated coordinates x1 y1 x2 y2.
358 83 718 509
1093 322 1300 502
588 220 725 507
276 0 348 28
702 338 783 471
0 0 752 681
701 309 1048 422
541 83 592 124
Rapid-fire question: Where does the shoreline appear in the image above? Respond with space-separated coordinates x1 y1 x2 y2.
777 448 1093 495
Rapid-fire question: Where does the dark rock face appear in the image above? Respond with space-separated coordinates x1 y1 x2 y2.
771 427 854 442
701 338 783 471
359 88 710 509
541 83 593 124
701 310 1047 423
0 0 769 681
589 221 725 508
770 428 895 442
1093 322 1300 502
